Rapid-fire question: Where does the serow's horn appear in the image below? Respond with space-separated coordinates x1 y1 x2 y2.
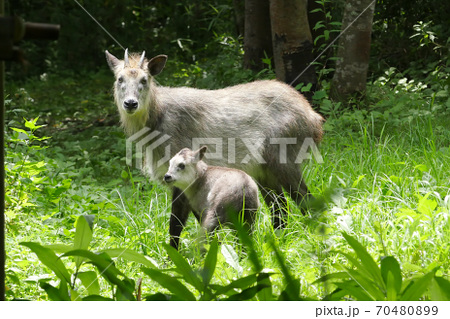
138 51 146 69
124 48 130 67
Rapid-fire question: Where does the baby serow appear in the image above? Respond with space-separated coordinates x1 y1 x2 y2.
164 146 260 237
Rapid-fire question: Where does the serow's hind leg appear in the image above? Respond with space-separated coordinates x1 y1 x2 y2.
260 184 289 229
279 166 314 215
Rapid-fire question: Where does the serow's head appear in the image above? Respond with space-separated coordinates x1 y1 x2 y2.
105 49 167 115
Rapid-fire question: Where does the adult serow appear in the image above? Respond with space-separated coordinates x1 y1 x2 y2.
105 49 324 250
164 146 259 237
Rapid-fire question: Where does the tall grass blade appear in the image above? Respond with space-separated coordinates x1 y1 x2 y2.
400 267 438 301
201 238 218 287
164 244 203 292
342 268 385 300
228 212 262 272
342 233 384 288
270 240 300 300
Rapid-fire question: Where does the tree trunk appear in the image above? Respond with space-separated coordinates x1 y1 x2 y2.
269 0 316 96
233 0 245 37
330 0 376 102
243 0 273 71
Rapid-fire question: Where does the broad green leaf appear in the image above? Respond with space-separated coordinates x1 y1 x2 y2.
278 281 303 301
342 233 384 288
221 244 243 276
20 242 71 283
257 272 274 301
82 295 114 301
62 249 123 280
25 119 37 130
58 278 70 301
400 267 438 300
430 277 450 301
142 268 196 301
101 248 158 268
144 293 173 301
70 287 81 301
381 256 402 298
314 271 350 284
335 281 373 301
342 268 385 300
77 271 100 296
10 127 28 135
201 239 218 287
225 284 269 301
386 272 397 301
164 244 203 292
39 282 70 301
214 273 260 296
73 215 94 269
323 288 348 301
116 277 136 301
336 252 379 292
44 244 73 254
62 249 134 300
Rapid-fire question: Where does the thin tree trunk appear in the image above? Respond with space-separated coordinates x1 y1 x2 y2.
270 0 316 97
330 0 376 102
243 0 272 71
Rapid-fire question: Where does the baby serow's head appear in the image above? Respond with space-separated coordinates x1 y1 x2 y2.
164 146 207 189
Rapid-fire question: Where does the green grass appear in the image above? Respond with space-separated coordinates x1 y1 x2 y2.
4 66 450 300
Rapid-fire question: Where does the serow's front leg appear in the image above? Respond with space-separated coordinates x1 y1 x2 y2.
169 187 191 250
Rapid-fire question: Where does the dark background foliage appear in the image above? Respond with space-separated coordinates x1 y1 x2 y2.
5 0 449 80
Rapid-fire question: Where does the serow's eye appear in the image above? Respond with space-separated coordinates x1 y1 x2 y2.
117 76 124 84
140 78 147 85
178 163 185 170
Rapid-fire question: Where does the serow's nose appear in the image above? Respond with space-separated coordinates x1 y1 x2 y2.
164 174 173 183
123 99 138 111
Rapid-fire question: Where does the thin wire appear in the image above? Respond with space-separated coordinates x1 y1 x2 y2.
73 0 125 50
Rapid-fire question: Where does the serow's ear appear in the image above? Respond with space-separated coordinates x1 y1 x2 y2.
198 146 208 161
105 50 121 73
148 55 168 76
